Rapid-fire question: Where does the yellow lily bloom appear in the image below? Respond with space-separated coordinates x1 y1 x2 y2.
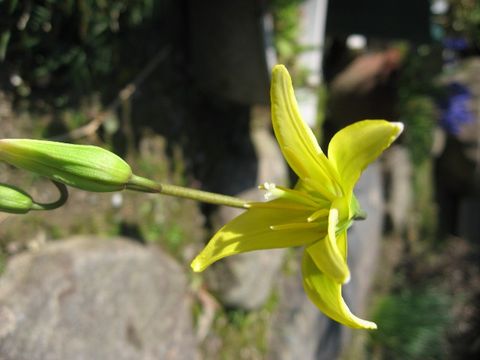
191 65 403 329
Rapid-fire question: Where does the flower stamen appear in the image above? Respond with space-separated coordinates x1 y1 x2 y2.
270 222 323 231
245 201 313 211
259 182 318 208
307 208 329 222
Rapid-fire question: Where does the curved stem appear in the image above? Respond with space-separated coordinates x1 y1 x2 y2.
31 181 69 211
127 174 249 209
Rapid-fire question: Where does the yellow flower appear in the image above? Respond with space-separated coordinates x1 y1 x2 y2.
191 65 403 329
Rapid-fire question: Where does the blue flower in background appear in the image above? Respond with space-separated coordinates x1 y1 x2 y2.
439 82 474 135
443 37 469 51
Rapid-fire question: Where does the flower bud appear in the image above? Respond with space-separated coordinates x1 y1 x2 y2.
0 139 132 192
0 183 33 214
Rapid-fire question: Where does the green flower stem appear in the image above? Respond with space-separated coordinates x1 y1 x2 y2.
31 181 69 211
127 174 249 209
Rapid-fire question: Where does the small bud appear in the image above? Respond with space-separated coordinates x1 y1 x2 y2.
0 139 132 192
0 183 33 214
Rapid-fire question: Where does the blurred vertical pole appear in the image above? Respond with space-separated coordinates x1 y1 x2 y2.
294 0 328 129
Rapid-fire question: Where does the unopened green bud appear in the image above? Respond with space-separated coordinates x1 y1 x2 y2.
0 139 132 192
0 183 33 214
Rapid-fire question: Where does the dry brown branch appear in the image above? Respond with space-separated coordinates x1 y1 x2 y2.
52 47 170 142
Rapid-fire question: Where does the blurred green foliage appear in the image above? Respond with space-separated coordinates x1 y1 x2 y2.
448 0 480 47
400 95 436 166
395 45 441 243
0 0 155 104
270 0 304 66
370 288 452 360
397 45 442 166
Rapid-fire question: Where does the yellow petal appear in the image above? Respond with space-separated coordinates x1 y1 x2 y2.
327 120 403 194
295 178 335 204
191 203 320 272
306 208 350 284
271 65 340 197
301 251 377 329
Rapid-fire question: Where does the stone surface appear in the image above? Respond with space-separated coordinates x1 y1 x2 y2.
206 222 285 309
345 162 384 316
268 163 384 360
206 111 289 309
0 236 198 360
383 146 412 234
267 257 341 360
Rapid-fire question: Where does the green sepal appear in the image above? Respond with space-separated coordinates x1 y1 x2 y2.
0 139 132 192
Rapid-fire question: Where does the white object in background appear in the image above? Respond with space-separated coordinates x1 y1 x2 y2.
296 0 329 128
431 0 449 15
346 34 367 51
111 192 123 208
297 0 329 86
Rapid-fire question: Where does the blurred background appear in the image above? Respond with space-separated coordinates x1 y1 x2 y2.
0 0 479 359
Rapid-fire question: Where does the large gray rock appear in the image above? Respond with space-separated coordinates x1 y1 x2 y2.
0 236 198 360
